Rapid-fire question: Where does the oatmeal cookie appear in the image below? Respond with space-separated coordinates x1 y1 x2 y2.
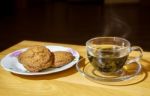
51 51 74 67
18 46 54 72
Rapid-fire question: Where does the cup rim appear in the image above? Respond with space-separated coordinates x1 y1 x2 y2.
86 37 131 48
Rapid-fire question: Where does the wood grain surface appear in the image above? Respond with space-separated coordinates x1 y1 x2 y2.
0 40 150 96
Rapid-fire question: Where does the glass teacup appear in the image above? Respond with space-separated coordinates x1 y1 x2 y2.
86 37 143 75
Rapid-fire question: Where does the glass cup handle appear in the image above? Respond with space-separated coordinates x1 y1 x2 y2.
127 46 143 64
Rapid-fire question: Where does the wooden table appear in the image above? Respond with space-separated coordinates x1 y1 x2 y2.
0 40 150 96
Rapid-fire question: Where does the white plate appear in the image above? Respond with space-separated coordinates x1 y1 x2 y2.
0 46 80 75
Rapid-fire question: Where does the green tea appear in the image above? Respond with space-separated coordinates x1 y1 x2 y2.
87 45 128 73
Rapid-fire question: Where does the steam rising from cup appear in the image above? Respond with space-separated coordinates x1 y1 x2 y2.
102 8 131 38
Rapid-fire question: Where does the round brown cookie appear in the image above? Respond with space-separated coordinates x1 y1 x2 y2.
18 46 54 72
23 59 53 72
51 51 74 67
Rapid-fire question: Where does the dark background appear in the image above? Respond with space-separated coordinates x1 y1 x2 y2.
0 0 150 51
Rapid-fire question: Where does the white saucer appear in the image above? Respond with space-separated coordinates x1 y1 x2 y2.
1 46 80 75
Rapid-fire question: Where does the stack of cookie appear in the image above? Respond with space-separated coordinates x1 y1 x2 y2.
18 46 74 72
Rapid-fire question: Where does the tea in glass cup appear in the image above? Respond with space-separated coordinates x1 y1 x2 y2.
86 37 143 75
